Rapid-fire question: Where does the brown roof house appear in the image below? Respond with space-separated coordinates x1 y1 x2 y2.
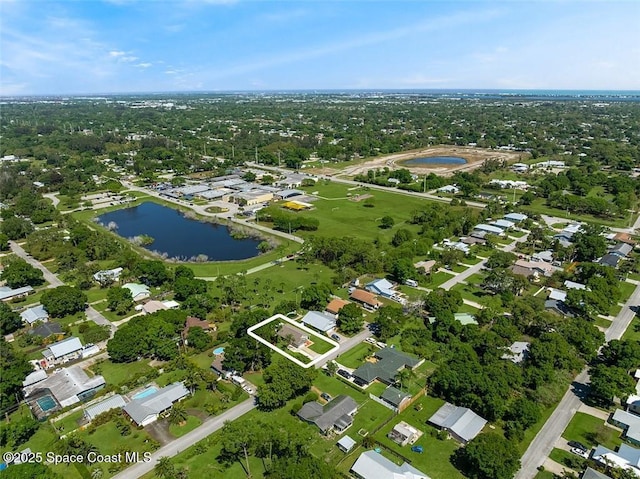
325 298 350 317
350 289 382 311
277 323 308 349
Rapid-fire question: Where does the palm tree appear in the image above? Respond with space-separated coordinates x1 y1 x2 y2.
168 403 188 426
154 457 176 479
91 467 104 479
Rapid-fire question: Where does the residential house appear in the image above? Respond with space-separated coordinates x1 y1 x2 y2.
510 163 529 173
22 370 47 388
123 382 189 426
277 323 308 348
502 341 530 364
453 313 478 325
599 253 621 268
388 421 421 447
504 212 528 223
614 233 636 245
0 285 34 302
23 366 105 417
301 311 336 333
297 395 358 434
352 348 422 386
141 300 168 315
42 337 84 368
611 409 640 446
365 278 400 300
84 394 126 422
442 239 471 253
491 219 516 230
473 224 505 236
581 467 613 479
512 259 558 278
350 289 382 311
20 305 49 325
350 450 429 479
428 402 487 444
380 386 412 412
325 298 350 317
532 250 554 263
548 288 568 302
414 260 437 274
564 280 587 290
93 267 123 285
437 185 459 194
592 444 640 476
337 435 357 453
611 242 633 258
122 283 150 301
29 322 62 339
545 299 575 317
183 316 214 339
211 353 231 378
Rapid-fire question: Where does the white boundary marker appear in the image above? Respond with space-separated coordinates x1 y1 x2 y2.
247 313 340 368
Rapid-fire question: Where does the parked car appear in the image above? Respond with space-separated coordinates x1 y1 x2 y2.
568 441 588 452
331 334 341 342
321 392 331 401
353 377 368 387
570 447 589 459
337 369 351 379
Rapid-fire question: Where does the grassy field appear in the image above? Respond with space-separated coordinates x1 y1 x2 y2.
169 415 202 437
53 409 85 434
561 412 621 450
371 395 465 479
619 281 637 301
426 271 456 287
336 342 376 369
548 448 585 471
622 317 640 342
522 198 637 229
89 359 156 387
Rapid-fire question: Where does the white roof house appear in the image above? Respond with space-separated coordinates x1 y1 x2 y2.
0 286 34 302
437 185 460 194
548 289 567 302
612 409 640 445
365 278 396 298
593 444 640 476
23 366 105 409
84 394 126 421
473 224 505 236
122 283 151 301
301 311 336 332
22 370 48 388
93 267 123 283
428 402 487 444
20 305 49 325
491 219 516 230
350 450 429 479
43 337 83 360
504 212 528 222
337 435 357 453
564 280 587 290
502 341 530 364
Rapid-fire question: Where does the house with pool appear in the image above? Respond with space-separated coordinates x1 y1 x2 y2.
123 382 189 426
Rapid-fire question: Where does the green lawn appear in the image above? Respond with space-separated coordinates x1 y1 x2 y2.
548 448 585 471
594 316 612 329
90 359 156 387
366 381 388 397
52 410 85 435
169 415 202 438
561 412 621 450
307 334 336 354
622 317 640 342
426 271 456 287
371 395 465 479
522 198 639 229
619 281 638 301
85 287 110 303
336 342 375 369
534 470 557 479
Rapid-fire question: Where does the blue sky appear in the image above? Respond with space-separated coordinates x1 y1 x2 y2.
1 0 639 95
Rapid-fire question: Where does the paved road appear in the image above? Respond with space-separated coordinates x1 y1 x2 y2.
111 398 257 479
9 240 113 332
515 281 640 479
9 241 63 288
319 326 373 367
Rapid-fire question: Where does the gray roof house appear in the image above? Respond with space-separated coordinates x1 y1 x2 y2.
611 242 633 258
22 370 47 388
599 253 621 268
84 394 127 421
350 450 429 479
20 305 49 325
352 348 422 386
29 322 62 338
0 285 34 302
337 435 356 453
592 444 640 473
297 395 358 434
428 402 487 444
123 382 189 426
611 409 640 446
501 341 530 364
380 385 411 411
301 311 336 333
42 337 83 366
504 212 528 223
581 467 612 479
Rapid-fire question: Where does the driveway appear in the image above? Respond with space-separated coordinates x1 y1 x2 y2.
144 419 174 446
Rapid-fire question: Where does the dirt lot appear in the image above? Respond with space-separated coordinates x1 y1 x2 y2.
321 146 526 178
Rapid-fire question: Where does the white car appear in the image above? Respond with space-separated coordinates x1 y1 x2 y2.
570 447 589 459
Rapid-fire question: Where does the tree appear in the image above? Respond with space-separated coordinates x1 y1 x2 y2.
390 258 416 283
454 433 521 479
0 233 9 251
168 403 188 425
154 457 176 479
374 305 405 340
589 363 636 406
601 340 640 372
0 302 22 335
173 277 207 301
391 228 413 247
0 339 32 409
0 216 34 240
266 455 337 479
0 257 44 287
2 462 62 479
106 286 133 315
485 251 517 269
300 283 331 310
380 216 395 229
41 286 87 318
573 224 607 261
186 326 212 351
257 356 317 411
134 260 170 286
337 303 363 335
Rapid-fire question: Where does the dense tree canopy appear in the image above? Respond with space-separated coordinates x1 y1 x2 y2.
0 257 44 288
41 286 87 318
0 302 22 335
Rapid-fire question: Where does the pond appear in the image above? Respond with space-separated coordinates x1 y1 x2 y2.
403 156 468 166
97 202 261 261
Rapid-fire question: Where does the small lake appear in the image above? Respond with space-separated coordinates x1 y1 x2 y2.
97 202 261 261
403 156 468 165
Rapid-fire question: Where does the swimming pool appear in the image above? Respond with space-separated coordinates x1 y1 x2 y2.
36 395 57 412
213 347 225 355
133 387 158 400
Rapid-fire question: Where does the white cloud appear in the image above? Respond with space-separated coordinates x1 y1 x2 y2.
135 62 152 68
109 50 126 57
